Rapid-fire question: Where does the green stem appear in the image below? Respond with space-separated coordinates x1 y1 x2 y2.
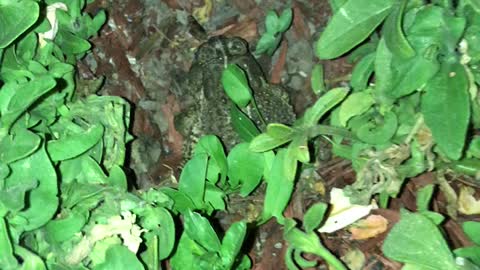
306 124 356 141
314 246 348 270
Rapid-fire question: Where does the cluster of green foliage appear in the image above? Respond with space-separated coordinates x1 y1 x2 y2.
317 0 480 206
1 0 480 270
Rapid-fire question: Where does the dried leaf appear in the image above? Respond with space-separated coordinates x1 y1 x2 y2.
349 214 388 240
458 185 480 215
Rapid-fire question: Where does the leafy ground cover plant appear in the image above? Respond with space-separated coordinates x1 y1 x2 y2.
315 0 480 209
2 0 480 269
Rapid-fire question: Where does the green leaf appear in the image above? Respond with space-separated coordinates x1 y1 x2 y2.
55 29 91 55
178 154 208 208
350 53 375 91
93 245 145 270
107 165 128 191
230 104 260 142
374 38 394 103
339 90 374 126
311 64 326 95
266 123 294 140
47 124 104 161
283 220 323 255
405 6 466 55
388 47 440 99
249 133 291 152
220 221 247 268
382 0 415 59
0 217 18 269
7 144 58 231
421 63 470 160
382 210 457 270
416 184 434 212
454 246 480 266
0 0 39 48
261 150 294 223
183 210 222 252
222 64 253 108
255 32 281 56
227 143 264 196
0 128 41 164
303 203 328 232
139 207 175 260
194 135 228 185
45 210 87 243
316 0 395 59
278 8 293 33
356 111 398 144
301 87 349 126
328 0 347 13
1 75 57 130
462 221 480 245
265 10 279 34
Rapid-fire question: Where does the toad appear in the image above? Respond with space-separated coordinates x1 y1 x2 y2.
174 36 295 155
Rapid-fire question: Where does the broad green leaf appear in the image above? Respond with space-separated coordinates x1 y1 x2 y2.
227 143 264 196
255 32 280 56
47 124 104 161
0 217 17 269
265 10 279 34
266 123 294 140
93 245 144 270
183 210 222 252
350 53 375 91
462 221 480 245
55 29 91 55
316 0 395 59
107 165 127 191
454 246 480 266
261 149 294 223
0 128 41 164
278 8 293 33
7 144 58 231
15 245 47 270
249 133 291 152
382 0 415 59
283 219 323 255
301 87 349 126
194 135 228 185
204 183 225 213
159 188 195 214
416 184 434 212
178 154 208 208
169 234 205 270
139 207 175 260
328 0 347 13
421 63 470 160
356 111 398 144
405 6 466 55
303 203 328 232
0 0 39 48
220 221 247 268
311 64 326 95
45 210 87 243
382 210 457 270
230 104 260 142
374 38 394 104
388 47 440 99
221 64 253 108
1 75 56 130
339 90 374 126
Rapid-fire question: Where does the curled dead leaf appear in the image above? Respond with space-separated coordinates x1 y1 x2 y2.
458 185 480 215
349 214 388 240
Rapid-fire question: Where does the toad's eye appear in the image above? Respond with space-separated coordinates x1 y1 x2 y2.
227 38 248 55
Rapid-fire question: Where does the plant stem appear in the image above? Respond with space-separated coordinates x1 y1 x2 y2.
315 247 348 270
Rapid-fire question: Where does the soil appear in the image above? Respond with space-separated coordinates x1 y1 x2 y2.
78 1 479 269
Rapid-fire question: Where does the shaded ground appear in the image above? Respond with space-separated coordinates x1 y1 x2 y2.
78 0 479 269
